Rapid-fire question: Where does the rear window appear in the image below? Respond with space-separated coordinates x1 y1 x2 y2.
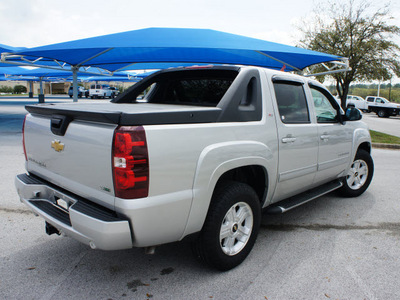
158 78 233 106
90 85 106 89
116 68 238 107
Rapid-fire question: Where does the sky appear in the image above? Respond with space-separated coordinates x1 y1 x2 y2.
0 0 399 80
0 0 325 47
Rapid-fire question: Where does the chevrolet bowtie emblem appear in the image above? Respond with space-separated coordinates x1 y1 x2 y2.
51 140 65 152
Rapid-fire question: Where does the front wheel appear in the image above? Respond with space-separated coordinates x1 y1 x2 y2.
192 181 261 271
338 149 374 197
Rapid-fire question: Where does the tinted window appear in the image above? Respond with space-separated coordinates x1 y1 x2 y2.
273 82 310 123
311 88 338 123
116 68 239 105
148 78 234 106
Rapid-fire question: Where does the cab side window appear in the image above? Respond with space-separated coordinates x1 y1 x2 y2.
311 87 338 123
273 82 310 124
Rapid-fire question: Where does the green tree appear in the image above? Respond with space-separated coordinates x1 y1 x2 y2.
298 0 400 108
13 85 27 94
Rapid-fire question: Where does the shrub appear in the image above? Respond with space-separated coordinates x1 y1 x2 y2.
0 86 13 94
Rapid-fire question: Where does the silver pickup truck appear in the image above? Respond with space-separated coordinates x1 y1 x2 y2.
15 66 373 270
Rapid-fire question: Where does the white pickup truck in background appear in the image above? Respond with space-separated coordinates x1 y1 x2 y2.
346 95 369 112
15 65 373 270
366 96 400 118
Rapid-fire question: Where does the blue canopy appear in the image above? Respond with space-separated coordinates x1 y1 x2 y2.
0 44 26 67
0 66 131 81
3 28 344 72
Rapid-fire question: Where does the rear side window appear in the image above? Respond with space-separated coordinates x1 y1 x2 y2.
273 82 310 124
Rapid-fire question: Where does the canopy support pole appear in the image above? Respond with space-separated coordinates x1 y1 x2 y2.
38 78 44 103
72 66 78 102
255 51 302 72
29 82 33 98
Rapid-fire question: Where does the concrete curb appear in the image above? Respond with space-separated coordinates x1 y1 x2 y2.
372 143 400 150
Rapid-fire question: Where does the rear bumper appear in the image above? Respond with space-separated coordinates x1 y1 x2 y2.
15 174 133 250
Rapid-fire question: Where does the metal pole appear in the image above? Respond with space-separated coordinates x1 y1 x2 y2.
377 79 381 97
29 81 33 98
72 66 78 102
38 78 44 103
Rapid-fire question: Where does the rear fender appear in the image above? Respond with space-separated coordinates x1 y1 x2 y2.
181 141 276 238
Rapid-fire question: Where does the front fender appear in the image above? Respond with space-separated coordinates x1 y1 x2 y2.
352 126 371 152
181 141 276 238
349 126 372 168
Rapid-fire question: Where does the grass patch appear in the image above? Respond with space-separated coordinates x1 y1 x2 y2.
370 130 400 144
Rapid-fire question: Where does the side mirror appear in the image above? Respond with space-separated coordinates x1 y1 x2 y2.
344 107 362 121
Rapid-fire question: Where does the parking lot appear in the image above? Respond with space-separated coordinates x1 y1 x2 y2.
362 113 400 138
1 96 400 299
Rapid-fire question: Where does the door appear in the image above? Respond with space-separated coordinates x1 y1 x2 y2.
272 80 319 201
309 85 352 183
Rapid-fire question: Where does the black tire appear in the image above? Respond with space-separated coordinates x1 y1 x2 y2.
338 149 374 197
192 181 261 271
377 109 387 118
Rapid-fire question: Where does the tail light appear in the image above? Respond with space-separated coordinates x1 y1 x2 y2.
22 114 28 161
112 126 149 199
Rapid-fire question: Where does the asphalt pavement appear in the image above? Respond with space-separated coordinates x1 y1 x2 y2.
1 96 400 300
361 112 400 138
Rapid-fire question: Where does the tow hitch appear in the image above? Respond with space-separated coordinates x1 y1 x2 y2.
45 222 60 236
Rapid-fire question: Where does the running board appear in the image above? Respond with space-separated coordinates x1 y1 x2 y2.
265 180 343 214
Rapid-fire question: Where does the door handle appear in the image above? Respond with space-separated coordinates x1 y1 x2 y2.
320 134 330 141
282 137 297 143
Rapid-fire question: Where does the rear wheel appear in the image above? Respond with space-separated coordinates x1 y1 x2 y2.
338 149 373 197
377 109 388 118
193 181 261 271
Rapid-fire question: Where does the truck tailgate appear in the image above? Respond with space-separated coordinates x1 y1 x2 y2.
24 113 117 209
23 101 221 209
